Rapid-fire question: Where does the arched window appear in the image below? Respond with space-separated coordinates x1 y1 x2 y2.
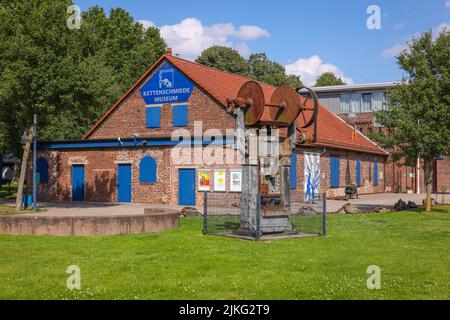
139 157 157 183
37 157 49 184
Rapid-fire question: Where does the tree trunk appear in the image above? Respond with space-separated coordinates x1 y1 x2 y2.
15 128 34 211
424 159 433 213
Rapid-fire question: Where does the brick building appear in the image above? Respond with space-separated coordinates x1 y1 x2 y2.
313 83 450 194
29 51 388 206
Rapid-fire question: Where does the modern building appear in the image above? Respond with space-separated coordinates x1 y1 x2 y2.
313 83 449 194
27 51 388 206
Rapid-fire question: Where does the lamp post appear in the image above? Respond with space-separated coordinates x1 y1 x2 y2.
33 114 37 211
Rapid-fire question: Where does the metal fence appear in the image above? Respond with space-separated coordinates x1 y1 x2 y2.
202 191 326 240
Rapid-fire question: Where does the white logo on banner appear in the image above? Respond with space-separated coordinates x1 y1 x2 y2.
159 69 174 88
304 153 320 202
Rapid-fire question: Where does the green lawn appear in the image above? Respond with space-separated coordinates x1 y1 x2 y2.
0 183 17 200
0 206 449 300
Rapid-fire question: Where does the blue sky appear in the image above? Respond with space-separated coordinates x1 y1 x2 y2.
75 0 450 85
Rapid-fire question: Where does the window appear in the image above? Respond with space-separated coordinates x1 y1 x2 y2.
350 93 361 113
330 156 340 188
290 152 297 190
37 157 49 184
374 161 379 186
146 106 161 128
340 93 350 113
139 157 157 183
372 92 384 110
356 159 361 187
172 104 188 127
362 93 372 112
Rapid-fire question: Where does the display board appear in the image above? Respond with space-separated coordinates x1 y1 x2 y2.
229 170 242 192
213 170 226 192
198 169 211 191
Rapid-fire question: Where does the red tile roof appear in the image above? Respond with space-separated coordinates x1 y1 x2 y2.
83 53 387 156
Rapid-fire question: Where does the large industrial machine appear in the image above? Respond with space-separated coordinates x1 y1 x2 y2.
227 81 319 237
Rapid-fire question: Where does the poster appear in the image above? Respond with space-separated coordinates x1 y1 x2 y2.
304 153 321 202
214 170 226 192
198 170 211 191
229 170 242 192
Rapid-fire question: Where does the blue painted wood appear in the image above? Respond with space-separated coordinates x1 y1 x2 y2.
290 152 297 190
118 164 132 202
172 105 188 127
40 137 235 150
374 161 379 186
139 157 157 183
356 159 361 187
37 157 49 183
330 156 340 188
146 107 161 128
72 165 85 201
178 168 195 206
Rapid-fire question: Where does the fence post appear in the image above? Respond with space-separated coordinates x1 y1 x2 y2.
203 192 208 234
322 192 327 236
255 194 261 241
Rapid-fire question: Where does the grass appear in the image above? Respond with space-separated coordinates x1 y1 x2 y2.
0 183 17 200
0 206 449 300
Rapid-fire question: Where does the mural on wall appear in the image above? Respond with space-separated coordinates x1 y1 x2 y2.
304 153 321 202
140 62 194 104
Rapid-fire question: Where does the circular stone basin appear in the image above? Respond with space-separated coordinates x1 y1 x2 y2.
0 208 179 236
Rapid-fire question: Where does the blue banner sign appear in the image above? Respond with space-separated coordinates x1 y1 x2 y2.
140 62 194 104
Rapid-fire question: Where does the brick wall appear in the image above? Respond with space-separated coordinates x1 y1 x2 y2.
29 146 244 206
291 147 385 200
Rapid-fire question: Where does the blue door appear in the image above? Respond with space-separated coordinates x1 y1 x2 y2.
118 164 132 203
356 160 361 187
374 161 379 186
178 169 195 206
72 165 85 201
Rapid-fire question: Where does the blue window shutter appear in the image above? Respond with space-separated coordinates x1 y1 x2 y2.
146 107 161 128
330 156 340 188
374 161 378 186
140 157 157 183
37 158 49 183
290 152 297 190
356 160 361 187
172 105 188 127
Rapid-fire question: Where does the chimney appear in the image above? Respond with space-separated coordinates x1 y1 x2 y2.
167 48 172 56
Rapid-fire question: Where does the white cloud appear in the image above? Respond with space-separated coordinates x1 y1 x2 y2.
382 43 408 58
285 55 353 86
137 19 156 29
146 18 270 60
382 22 450 59
392 21 407 30
445 1 450 8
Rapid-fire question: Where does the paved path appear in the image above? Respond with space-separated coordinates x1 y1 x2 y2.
1 193 448 216
327 193 448 213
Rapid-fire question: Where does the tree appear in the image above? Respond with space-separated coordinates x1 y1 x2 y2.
195 46 249 76
195 48 303 88
371 30 450 212
0 0 166 156
314 72 347 87
248 53 303 87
